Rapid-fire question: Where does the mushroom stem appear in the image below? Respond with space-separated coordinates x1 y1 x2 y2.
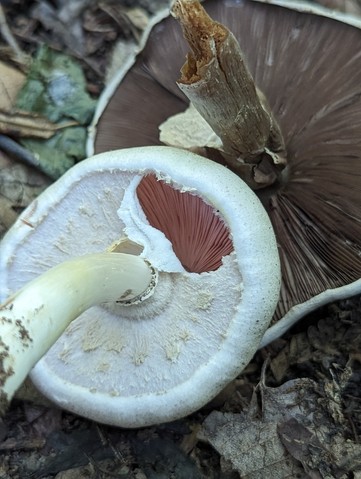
171 0 287 189
0 252 156 412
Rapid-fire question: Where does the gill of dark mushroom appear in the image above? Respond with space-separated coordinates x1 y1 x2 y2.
255 0 361 29
87 0 361 347
0 146 280 426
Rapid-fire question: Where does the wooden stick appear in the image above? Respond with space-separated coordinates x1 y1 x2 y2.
171 0 287 189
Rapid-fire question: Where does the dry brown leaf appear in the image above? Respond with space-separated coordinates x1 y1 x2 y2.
125 7 150 30
31 2 85 58
269 312 361 383
159 103 223 150
200 410 304 478
0 196 18 237
0 151 51 237
0 60 25 111
200 376 361 477
0 110 78 139
98 3 149 42
0 4 29 66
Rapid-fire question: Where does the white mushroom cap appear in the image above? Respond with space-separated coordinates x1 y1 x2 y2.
0 146 280 427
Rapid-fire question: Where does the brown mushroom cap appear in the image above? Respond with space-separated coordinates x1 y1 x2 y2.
91 0 361 341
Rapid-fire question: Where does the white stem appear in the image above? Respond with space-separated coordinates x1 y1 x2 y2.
0 253 156 409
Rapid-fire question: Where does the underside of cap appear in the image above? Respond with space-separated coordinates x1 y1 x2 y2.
0 146 280 427
90 0 361 339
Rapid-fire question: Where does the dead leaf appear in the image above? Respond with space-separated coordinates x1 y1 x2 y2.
0 196 19 237
200 376 361 477
0 150 51 237
0 4 29 66
0 110 78 139
269 311 361 384
159 103 223 150
31 2 86 58
277 418 322 470
200 410 305 478
0 436 46 452
0 61 25 111
97 4 149 42
125 7 150 30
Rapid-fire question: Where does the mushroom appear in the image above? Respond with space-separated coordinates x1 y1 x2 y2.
258 0 361 29
88 0 361 347
0 146 280 427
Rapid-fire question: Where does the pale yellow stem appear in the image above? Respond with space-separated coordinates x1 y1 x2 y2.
0 253 156 411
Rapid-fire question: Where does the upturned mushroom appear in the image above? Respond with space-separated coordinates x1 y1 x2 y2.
88 0 361 347
0 146 280 427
